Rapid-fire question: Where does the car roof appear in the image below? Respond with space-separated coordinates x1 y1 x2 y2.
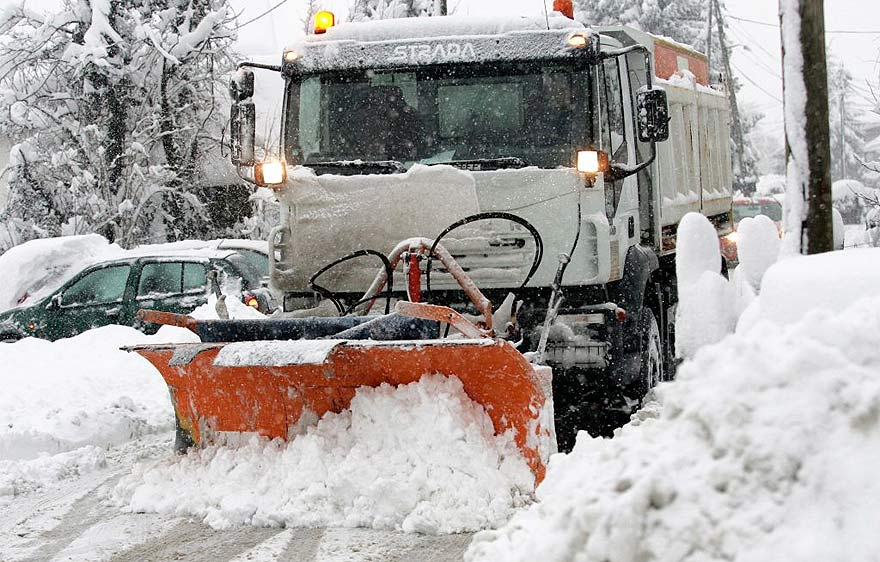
91 248 240 267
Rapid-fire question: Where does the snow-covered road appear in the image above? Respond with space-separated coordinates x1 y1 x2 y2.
1 432 473 562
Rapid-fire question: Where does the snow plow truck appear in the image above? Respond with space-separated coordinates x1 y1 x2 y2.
130 3 733 479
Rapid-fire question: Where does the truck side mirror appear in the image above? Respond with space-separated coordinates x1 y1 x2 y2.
636 88 670 143
47 294 61 310
230 69 256 165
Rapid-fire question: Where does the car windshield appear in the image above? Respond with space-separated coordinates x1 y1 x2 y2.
733 202 783 222
285 63 593 170
224 254 264 289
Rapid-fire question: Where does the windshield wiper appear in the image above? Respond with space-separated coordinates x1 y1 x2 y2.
430 157 527 171
303 160 407 176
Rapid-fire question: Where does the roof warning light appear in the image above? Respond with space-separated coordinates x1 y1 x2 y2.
314 11 335 34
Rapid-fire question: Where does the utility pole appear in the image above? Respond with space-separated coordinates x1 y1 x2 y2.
779 0 833 255
712 0 754 195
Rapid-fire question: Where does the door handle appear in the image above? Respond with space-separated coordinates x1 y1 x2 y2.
105 307 121 318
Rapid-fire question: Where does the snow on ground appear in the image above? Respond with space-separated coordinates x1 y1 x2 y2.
466 248 880 562
112 374 534 535
0 325 193 505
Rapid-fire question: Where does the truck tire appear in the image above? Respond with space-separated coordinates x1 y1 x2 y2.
628 307 663 399
0 332 23 343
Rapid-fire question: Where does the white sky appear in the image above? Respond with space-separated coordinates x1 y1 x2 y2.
236 0 880 131
5 0 880 141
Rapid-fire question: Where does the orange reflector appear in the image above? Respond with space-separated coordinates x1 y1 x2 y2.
246 297 259 309
314 11 335 34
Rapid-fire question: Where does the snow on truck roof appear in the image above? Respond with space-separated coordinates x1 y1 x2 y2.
284 15 590 74
305 15 584 43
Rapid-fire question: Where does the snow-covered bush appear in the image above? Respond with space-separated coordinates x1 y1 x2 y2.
0 0 238 246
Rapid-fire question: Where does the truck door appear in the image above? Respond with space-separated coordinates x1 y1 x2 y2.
599 55 640 278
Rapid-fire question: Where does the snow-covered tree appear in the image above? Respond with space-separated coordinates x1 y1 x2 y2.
827 57 868 183
575 0 705 51
349 0 437 21
0 0 237 248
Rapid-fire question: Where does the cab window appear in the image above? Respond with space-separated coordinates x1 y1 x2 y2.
137 262 183 298
61 265 131 306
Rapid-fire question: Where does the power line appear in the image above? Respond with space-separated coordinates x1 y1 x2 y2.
730 61 784 103
727 13 880 35
236 0 292 30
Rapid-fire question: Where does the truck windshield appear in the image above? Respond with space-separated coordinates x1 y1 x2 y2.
284 63 592 170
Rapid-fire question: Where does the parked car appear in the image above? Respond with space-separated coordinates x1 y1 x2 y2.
0 250 275 342
721 197 783 264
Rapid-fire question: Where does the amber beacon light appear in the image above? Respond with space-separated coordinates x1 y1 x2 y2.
314 11 335 34
553 0 574 19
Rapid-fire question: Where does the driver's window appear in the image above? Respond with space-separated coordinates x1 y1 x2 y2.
61 265 131 307
602 58 628 165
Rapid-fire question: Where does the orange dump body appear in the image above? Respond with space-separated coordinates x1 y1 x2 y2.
131 338 554 485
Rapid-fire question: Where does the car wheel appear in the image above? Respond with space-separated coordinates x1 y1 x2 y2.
0 332 23 343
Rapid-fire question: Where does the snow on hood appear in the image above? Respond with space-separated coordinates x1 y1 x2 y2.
112 375 534 534
466 249 880 562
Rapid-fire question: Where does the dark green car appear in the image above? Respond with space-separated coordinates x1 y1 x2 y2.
0 251 273 342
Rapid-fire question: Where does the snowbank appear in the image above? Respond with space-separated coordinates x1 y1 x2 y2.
740 248 880 329
0 326 182 462
674 213 735 358
0 234 123 312
466 250 880 561
0 325 192 502
113 375 534 534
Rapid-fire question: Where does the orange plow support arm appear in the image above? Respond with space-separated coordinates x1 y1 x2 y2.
131 339 554 485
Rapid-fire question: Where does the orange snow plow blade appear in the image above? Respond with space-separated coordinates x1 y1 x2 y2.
130 336 554 485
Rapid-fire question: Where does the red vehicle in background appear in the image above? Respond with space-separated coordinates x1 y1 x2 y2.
721 197 783 264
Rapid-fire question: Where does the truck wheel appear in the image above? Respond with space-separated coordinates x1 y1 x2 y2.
0 333 23 343
629 307 662 399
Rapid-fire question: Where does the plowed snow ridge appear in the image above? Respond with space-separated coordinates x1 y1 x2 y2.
112 374 534 534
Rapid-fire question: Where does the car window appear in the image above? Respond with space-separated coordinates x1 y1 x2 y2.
183 263 208 292
221 254 263 289
61 265 131 306
137 262 183 298
235 249 269 276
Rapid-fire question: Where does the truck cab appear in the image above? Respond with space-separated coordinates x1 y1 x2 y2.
229 13 732 447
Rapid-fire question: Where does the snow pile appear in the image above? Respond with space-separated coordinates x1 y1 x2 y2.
728 215 781 314
0 326 179 461
0 234 123 312
740 247 880 329
113 375 534 534
674 213 735 358
0 325 189 502
466 252 880 562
